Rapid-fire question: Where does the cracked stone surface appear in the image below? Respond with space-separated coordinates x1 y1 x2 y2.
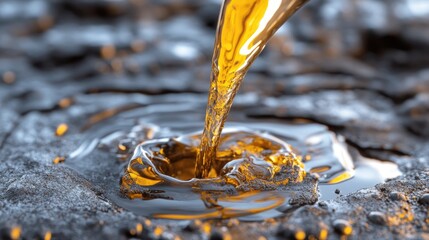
0 0 428 239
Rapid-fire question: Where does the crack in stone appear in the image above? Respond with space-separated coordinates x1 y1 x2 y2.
0 118 20 151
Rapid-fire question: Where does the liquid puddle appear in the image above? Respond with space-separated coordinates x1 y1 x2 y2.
66 98 401 220
121 128 306 193
119 128 310 220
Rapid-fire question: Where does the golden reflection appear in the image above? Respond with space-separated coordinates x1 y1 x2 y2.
310 166 331 173
327 171 354 184
153 191 285 220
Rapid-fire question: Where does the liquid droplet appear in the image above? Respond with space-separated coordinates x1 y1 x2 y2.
53 156 65 164
10 226 21 240
55 123 68 137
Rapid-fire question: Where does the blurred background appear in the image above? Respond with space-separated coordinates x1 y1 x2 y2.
1 0 429 134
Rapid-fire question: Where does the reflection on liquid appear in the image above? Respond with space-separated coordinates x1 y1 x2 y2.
319 158 401 200
121 128 306 186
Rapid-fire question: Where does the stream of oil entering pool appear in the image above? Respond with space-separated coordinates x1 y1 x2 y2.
196 0 309 178
65 0 401 220
128 0 314 218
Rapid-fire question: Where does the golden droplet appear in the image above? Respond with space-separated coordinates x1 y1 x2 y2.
144 219 152 227
100 44 116 59
153 226 163 238
201 222 211 235
295 230 306 240
310 166 331 174
135 223 143 234
3 71 16 84
343 225 353 236
118 144 127 151
319 229 328 240
53 156 65 164
10 226 21 240
55 123 68 137
44 231 52 240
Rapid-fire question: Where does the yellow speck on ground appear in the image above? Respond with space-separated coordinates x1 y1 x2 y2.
55 123 68 136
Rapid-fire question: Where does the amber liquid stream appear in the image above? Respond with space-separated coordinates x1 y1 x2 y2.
196 0 309 178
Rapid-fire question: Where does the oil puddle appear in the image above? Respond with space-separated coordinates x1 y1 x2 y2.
65 94 401 220
117 127 315 220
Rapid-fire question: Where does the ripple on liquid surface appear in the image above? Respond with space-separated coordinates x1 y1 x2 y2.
66 95 400 220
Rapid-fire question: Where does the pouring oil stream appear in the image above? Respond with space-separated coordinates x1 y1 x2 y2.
197 0 309 178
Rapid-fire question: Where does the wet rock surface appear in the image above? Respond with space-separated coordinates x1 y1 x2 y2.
0 0 429 239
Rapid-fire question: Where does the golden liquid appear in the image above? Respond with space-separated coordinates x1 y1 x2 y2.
120 128 308 219
121 129 305 189
196 0 309 178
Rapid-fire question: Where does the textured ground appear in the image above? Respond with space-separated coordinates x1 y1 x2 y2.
0 0 428 239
